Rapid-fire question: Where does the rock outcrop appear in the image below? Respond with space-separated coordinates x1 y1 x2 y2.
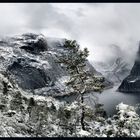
118 43 140 93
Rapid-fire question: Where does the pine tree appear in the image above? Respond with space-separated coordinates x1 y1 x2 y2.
57 39 104 130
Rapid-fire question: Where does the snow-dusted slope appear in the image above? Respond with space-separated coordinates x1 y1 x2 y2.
0 58 139 137
0 33 112 96
94 57 130 84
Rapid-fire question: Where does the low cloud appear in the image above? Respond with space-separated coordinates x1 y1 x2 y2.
0 3 139 65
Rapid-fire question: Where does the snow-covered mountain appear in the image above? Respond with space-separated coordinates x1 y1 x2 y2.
93 57 130 84
92 44 131 85
0 33 112 97
118 44 140 93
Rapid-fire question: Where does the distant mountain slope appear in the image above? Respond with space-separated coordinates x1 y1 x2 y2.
0 33 112 96
92 44 131 85
94 57 130 84
118 44 140 93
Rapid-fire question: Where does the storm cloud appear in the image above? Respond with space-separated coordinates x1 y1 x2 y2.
0 3 140 65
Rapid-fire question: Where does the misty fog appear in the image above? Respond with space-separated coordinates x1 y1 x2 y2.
0 3 140 66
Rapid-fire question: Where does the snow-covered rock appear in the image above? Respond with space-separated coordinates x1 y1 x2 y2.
77 129 90 137
0 33 112 96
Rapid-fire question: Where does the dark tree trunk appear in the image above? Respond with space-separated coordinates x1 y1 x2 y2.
80 94 85 130
2 81 8 95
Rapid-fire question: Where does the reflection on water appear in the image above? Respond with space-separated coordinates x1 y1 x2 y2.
58 85 140 116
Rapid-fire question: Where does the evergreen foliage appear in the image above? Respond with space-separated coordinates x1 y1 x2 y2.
57 39 104 130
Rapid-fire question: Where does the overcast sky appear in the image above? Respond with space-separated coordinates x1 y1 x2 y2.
0 3 140 64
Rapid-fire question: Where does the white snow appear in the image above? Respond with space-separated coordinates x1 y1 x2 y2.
128 78 139 83
57 76 70 85
136 130 140 137
65 101 79 111
78 129 90 136
116 102 129 110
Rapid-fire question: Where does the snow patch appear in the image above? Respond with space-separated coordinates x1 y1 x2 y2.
78 129 90 136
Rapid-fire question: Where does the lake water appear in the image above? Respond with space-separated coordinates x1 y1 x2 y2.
84 85 140 116
59 85 140 116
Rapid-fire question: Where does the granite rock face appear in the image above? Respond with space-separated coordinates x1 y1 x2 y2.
118 44 140 93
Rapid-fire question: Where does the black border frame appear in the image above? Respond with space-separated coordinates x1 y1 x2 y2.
0 1 139 140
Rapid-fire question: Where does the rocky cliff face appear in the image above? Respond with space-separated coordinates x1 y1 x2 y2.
0 33 112 97
118 44 140 93
98 57 130 84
